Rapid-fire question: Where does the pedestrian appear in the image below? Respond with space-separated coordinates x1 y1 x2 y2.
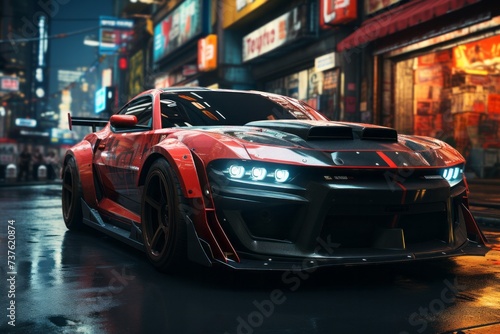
32 147 44 181
18 146 31 181
45 150 60 180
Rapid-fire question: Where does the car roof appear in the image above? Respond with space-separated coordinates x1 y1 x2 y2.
159 87 211 93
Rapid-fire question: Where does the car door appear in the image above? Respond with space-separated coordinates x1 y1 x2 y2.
94 96 153 212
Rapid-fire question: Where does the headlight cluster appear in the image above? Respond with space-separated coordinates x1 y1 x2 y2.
226 164 291 183
441 165 463 187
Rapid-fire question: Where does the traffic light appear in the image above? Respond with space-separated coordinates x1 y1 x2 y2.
118 57 128 71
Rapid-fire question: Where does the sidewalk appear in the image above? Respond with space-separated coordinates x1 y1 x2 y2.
0 178 62 187
467 177 500 229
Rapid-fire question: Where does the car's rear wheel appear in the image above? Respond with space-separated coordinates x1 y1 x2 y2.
141 159 187 273
62 157 84 230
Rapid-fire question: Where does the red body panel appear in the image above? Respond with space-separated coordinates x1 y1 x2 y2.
148 139 203 198
69 139 99 208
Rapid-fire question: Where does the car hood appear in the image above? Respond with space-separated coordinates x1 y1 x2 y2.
176 120 464 168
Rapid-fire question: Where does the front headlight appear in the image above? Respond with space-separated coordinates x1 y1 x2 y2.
274 169 290 183
228 165 245 179
217 161 293 184
441 164 464 187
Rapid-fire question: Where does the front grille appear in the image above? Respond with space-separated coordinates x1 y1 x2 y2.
240 205 301 241
319 208 449 251
398 211 449 244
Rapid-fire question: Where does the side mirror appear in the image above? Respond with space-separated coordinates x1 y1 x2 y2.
110 115 138 128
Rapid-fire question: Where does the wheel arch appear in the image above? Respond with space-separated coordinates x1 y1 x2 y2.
138 146 239 266
138 143 203 199
63 140 98 208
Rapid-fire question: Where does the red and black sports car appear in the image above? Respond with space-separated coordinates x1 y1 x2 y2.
62 87 489 272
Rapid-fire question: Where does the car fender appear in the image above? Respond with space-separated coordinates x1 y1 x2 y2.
64 140 99 208
140 138 202 199
140 138 241 264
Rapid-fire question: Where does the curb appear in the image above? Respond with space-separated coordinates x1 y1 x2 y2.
0 180 62 188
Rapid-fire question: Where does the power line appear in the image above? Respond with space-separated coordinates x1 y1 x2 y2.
0 15 100 21
51 18 101 21
0 26 99 44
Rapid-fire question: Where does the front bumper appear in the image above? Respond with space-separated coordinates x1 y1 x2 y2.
206 164 489 268
214 239 488 270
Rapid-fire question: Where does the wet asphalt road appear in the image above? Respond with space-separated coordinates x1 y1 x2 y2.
0 184 499 334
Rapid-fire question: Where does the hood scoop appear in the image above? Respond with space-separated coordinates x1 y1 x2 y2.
246 120 398 141
357 127 398 141
246 120 353 141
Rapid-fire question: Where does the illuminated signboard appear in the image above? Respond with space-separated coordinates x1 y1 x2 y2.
51 128 77 145
95 87 114 114
15 118 37 128
236 0 255 11
95 87 106 113
99 16 134 55
198 34 217 72
153 0 209 63
320 0 357 28
365 0 403 15
0 77 20 92
242 5 312 62
453 34 500 74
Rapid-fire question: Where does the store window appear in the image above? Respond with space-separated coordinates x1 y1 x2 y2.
264 67 340 120
390 34 500 177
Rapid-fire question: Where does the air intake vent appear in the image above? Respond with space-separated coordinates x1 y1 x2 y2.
246 121 354 141
308 126 353 140
361 128 397 141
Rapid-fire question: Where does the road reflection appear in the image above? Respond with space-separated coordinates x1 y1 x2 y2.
1 185 499 333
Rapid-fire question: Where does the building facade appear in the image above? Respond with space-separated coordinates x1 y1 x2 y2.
338 0 500 177
115 0 500 178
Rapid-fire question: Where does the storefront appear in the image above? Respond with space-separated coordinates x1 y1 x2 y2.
152 0 216 88
338 0 500 177
240 0 357 120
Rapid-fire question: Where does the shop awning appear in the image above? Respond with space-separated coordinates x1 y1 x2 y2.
337 0 483 52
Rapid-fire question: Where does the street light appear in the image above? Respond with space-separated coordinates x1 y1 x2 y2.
83 35 99 47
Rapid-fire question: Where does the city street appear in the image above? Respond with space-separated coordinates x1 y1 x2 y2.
2 0 500 333
0 184 499 334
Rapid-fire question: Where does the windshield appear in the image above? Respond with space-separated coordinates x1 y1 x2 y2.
159 90 326 128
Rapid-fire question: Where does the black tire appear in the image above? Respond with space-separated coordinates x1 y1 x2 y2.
62 157 84 230
141 159 187 273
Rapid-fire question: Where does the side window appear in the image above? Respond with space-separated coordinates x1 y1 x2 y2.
115 96 153 132
160 99 192 128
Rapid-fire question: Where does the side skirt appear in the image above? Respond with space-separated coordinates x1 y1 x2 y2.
79 198 214 267
81 198 145 251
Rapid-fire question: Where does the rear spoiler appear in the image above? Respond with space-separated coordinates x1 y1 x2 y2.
68 113 108 132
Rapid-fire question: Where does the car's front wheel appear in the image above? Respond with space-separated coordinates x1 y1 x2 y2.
62 157 84 230
141 159 187 273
